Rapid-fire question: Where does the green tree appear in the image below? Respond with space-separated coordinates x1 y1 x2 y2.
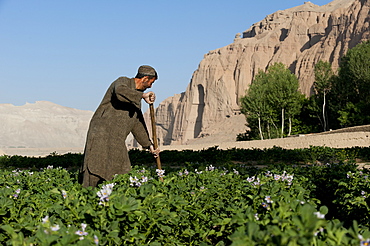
240 63 303 139
313 60 334 131
240 71 270 140
340 40 370 103
293 96 322 134
265 63 302 138
331 40 370 127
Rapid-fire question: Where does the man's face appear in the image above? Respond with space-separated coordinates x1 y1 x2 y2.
141 77 156 90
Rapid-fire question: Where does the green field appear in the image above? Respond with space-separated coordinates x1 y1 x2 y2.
1 146 370 245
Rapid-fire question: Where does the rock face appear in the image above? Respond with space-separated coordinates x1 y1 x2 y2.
152 0 370 146
0 101 93 148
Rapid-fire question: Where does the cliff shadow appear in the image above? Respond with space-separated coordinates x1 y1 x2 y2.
280 28 289 42
194 84 205 138
300 34 324 52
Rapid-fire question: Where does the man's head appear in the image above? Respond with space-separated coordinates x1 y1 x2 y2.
135 65 158 91
135 65 157 79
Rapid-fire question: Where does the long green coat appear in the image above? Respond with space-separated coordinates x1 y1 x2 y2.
81 77 152 182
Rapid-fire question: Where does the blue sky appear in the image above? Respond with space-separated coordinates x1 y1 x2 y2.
0 0 332 111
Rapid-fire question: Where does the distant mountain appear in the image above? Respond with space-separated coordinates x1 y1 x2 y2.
0 101 93 148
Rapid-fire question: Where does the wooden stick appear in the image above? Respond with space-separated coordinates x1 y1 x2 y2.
149 103 162 171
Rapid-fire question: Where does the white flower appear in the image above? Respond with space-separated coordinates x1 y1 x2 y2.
81 223 87 231
247 176 255 182
274 174 281 181
265 196 273 203
206 165 215 171
94 235 99 245
42 215 49 224
75 230 88 236
129 176 148 187
51 224 60 231
141 176 148 183
314 211 325 219
61 190 67 199
138 168 146 173
104 183 115 190
253 178 261 186
285 175 294 182
314 227 324 236
97 183 115 204
262 202 269 209
129 176 140 187
156 169 165 177
361 190 367 198
129 176 138 183
13 188 21 198
359 234 370 246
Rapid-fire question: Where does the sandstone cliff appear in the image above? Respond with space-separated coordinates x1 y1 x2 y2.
151 0 370 146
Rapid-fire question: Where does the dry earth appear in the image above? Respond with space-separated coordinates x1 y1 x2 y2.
1 125 369 157
162 125 370 151
161 132 370 151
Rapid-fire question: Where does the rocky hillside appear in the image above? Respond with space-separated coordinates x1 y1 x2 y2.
0 101 93 148
150 0 370 146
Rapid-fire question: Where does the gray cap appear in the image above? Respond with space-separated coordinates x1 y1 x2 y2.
138 65 158 78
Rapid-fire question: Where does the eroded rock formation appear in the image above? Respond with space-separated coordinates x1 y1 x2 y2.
150 0 370 146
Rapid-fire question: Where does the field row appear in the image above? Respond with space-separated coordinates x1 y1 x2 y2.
1 157 370 245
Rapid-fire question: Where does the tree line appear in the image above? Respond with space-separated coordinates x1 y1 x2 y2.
239 40 370 141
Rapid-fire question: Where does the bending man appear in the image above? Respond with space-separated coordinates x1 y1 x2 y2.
80 65 159 187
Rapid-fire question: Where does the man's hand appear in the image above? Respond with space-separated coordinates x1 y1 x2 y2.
149 145 160 158
143 92 156 104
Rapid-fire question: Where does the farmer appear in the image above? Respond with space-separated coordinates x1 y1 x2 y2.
80 65 160 187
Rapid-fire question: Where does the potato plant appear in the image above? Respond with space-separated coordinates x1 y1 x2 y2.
1 161 370 245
